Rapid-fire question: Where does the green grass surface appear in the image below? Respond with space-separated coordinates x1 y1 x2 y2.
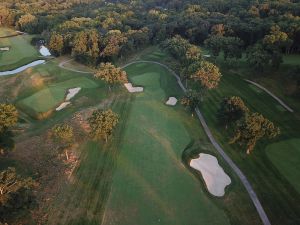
0 27 18 37
18 77 98 113
102 62 260 225
283 54 300 66
0 27 40 71
266 139 300 193
200 71 300 225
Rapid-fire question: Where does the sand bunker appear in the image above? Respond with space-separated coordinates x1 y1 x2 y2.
166 97 177 106
0 60 46 76
190 153 231 197
66 87 81 101
55 87 81 111
56 102 71 111
124 83 143 93
39 45 51 56
0 47 9 51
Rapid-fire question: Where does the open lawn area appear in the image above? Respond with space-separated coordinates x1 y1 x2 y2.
0 27 40 71
199 70 300 225
101 62 260 225
14 60 102 118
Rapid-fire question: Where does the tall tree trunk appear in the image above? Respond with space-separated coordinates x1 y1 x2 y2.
65 149 69 161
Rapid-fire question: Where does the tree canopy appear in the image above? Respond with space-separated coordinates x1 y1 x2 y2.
94 63 128 89
230 112 280 154
88 109 119 142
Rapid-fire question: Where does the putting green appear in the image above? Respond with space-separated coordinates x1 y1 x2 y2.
266 139 300 193
0 28 40 71
18 77 98 113
102 62 230 225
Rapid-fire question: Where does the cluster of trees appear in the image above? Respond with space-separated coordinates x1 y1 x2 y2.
0 104 18 156
0 104 36 222
48 28 149 64
163 35 222 110
1 0 299 70
217 96 280 154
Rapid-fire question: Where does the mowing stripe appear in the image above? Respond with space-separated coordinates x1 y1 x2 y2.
244 79 293 113
122 60 272 225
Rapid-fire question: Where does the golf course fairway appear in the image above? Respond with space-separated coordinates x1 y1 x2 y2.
102 62 229 225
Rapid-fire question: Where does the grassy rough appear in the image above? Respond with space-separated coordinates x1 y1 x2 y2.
102 62 260 225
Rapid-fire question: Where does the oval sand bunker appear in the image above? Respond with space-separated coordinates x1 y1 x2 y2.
190 153 231 197
166 97 177 106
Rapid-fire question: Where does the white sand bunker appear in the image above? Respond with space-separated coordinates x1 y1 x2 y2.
190 153 231 197
66 87 81 101
166 97 177 106
39 45 51 56
56 102 71 111
0 47 10 51
124 83 143 93
55 87 81 111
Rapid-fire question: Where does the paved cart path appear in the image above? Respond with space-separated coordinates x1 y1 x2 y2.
122 60 271 225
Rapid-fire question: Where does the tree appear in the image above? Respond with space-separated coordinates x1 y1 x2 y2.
0 104 18 134
102 30 127 58
49 33 64 56
222 36 244 60
72 30 101 64
94 63 127 90
0 167 35 220
88 109 119 142
211 24 226 36
52 123 74 160
190 61 222 94
15 14 37 33
180 89 202 112
0 7 15 26
262 25 292 68
230 113 280 154
204 35 224 58
217 96 249 128
246 43 271 72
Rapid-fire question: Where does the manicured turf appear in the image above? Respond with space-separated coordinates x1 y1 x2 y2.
266 139 300 193
200 71 300 225
101 62 261 225
14 60 101 118
19 77 98 113
103 63 229 225
0 28 40 71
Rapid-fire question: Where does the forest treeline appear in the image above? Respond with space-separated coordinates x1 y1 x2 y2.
0 0 300 66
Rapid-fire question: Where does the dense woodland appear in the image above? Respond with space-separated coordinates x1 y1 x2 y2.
1 0 300 224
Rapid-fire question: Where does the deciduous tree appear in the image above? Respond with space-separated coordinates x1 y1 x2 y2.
217 96 249 128
88 109 119 142
230 112 280 154
190 61 222 91
0 167 35 220
94 63 127 90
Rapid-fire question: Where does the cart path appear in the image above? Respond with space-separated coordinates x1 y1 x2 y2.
245 79 293 112
58 58 92 74
122 60 271 225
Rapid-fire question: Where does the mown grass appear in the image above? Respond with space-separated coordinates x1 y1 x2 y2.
265 138 300 193
0 27 40 71
18 77 98 114
102 62 261 225
199 71 300 225
45 95 132 225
